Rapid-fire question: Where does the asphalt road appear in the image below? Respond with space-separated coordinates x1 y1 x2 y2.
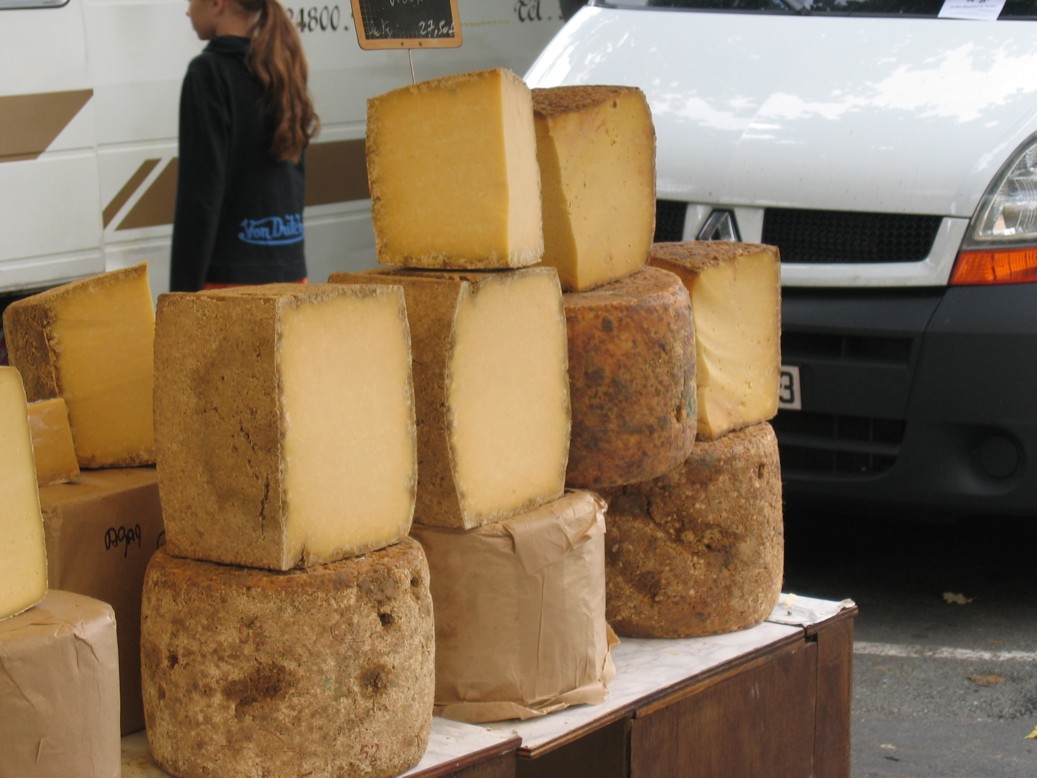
782 502 1037 777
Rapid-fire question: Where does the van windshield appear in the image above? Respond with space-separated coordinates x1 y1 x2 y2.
596 0 1037 18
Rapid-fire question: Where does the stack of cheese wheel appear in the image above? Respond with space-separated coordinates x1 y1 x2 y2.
598 241 785 638
144 283 434 778
331 68 614 723
0 366 121 778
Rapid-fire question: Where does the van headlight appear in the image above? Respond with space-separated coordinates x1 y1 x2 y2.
952 136 1037 285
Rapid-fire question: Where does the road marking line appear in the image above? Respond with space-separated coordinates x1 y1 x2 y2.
855 641 1037 663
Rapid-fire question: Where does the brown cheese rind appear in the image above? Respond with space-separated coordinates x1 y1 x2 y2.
564 267 697 489
141 540 435 778
599 422 784 638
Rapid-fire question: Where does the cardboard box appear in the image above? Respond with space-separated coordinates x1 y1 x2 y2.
39 467 163 734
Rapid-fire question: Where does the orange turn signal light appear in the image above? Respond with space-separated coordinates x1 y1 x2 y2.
950 247 1037 286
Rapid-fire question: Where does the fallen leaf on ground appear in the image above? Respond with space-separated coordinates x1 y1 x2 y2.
943 591 975 605
1026 725 1037 740
968 674 1004 687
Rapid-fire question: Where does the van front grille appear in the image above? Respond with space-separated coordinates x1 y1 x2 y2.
762 208 942 263
773 410 905 477
655 200 688 242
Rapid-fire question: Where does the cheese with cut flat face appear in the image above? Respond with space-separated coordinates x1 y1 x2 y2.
366 67 543 269
2 263 155 468
533 85 656 292
599 422 784 638
564 267 697 489
649 241 781 439
154 283 417 571
331 267 570 529
27 397 80 486
141 541 434 778
0 590 120 778
0 367 48 621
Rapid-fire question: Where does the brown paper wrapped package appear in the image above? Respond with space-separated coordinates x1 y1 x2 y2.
412 490 616 723
0 590 121 778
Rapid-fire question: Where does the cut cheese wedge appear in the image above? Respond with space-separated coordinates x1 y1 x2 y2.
649 241 781 439
27 397 80 486
533 85 656 291
0 367 48 621
331 267 570 528
366 67 543 269
2 263 155 467
154 283 417 571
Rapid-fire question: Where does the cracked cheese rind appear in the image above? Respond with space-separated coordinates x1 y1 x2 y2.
533 85 656 292
27 397 80 486
140 540 434 778
2 263 155 467
649 241 781 439
0 367 48 620
366 67 543 269
0 590 120 778
153 283 417 571
563 267 696 489
598 422 784 638
331 267 570 529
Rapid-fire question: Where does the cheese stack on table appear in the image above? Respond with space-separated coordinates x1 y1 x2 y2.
597 241 786 638
3 264 166 735
333 67 616 723
0 366 122 778
143 282 434 778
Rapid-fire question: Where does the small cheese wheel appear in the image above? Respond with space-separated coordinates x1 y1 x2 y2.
0 590 120 778
563 267 696 489
649 241 781 439
367 67 543 269
331 267 570 529
154 282 417 570
533 84 655 292
599 422 784 638
140 539 435 778
3 263 155 468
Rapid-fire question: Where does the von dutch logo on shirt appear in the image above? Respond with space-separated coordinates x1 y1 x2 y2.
238 214 304 246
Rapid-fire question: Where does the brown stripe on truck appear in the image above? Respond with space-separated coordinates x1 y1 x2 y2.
0 90 93 162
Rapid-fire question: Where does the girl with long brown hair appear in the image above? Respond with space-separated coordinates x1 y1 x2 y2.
171 0 320 291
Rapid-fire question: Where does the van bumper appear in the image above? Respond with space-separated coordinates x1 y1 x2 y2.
775 283 1037 517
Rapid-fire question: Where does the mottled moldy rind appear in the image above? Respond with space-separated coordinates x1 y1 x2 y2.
140 539 435 778
598 422 783 638
564 267 696 489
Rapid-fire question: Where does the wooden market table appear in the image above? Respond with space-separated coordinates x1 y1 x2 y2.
122 595 856 778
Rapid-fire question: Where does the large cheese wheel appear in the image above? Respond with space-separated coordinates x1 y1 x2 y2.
3 263 155 467
154 283 417 570
366 68 543 269
533 84 655 292
563 267 696 489
410 490 614 723
140 539 434 778
599 422 784 638
331 267 570 529
0 590 120 778
649 241 781 439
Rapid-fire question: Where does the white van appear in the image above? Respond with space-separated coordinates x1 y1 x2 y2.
0 0 571 305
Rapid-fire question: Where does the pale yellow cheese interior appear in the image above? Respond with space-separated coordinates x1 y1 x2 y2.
448 270 570 519
27 397 80 486
534 86 655 291
685 248 781 438
0 367 48 620
367 68 543 268
279 290 417 563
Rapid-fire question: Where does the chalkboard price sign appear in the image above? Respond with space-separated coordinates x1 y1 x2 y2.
350 0 463 50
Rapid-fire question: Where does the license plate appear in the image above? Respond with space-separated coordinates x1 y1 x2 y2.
778 365 802 410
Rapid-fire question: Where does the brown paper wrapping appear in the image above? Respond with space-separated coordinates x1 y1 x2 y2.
37 466 164 734
0 590 121 778
412 490 617 723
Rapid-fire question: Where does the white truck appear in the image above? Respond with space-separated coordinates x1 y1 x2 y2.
0 0 572 310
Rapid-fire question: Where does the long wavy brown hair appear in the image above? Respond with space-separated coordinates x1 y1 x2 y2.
240 0 320 162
